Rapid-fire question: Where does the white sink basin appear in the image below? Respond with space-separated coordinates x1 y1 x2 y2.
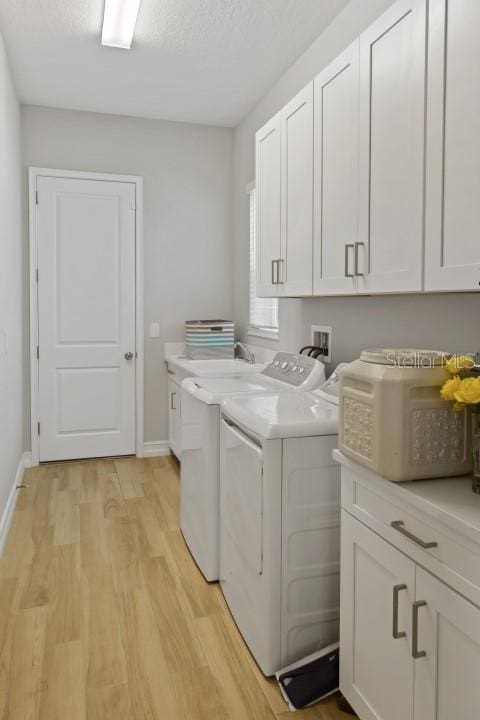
180 358 265 375
166 355 267 382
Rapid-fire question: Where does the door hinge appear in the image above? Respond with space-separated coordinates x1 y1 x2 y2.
37 421 40 435
36 345 39 359
35 190 39 205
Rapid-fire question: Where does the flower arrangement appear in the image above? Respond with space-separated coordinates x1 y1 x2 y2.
440 354 480 493
441 355 480 411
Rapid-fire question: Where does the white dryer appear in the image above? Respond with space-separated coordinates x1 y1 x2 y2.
219 369 343 676
180 352 326 581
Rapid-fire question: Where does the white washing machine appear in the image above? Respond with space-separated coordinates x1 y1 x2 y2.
180 352 326 581
219 368 343 676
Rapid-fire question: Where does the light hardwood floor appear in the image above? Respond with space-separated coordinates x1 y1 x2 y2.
0 455 348 719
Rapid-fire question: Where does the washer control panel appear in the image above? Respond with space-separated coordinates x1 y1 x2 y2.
261 352 325 388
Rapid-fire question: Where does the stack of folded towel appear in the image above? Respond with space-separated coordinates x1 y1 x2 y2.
185 320 235 359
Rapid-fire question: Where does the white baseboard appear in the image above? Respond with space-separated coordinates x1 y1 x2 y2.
142 441 171 457
0 451 32 557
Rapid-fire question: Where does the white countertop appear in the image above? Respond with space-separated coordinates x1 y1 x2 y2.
333 450 480 547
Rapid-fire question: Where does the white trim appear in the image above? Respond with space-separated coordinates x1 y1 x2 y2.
143 441 171 457
248 326 280 341
28 167 144 465
135 177 145 457
0 452 32 557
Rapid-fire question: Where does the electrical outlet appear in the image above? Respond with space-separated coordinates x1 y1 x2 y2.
311 325 332 363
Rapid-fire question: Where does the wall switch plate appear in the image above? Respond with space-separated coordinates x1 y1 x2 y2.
150 322 160 338
311 325 332 363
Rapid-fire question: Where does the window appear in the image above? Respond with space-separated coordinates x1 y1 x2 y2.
248 184 279 339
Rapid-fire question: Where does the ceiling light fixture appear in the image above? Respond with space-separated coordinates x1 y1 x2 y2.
101 0 142 49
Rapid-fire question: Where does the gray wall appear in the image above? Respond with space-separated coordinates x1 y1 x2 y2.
22 106 234 444
233 0 480 369
0 32 24 518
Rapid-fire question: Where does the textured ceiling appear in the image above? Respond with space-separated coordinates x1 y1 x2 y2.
0 0 350 126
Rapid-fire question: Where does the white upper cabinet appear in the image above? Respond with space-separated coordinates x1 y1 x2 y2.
255 115 282 297
425 0 480 291
280 83 314 296
357 0 427 294
255 0 480 299
313 41 360 295
255 84 314 298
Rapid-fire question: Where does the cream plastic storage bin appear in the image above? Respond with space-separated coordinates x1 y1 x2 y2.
339 349 471 482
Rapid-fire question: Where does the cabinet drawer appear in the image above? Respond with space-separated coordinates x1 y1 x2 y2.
342 467 480 604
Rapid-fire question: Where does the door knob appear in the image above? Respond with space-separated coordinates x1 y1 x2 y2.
124 352 134 360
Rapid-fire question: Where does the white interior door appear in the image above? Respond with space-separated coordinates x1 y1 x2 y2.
36 175 137 461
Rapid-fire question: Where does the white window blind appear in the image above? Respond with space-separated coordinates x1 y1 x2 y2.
248 186 279 336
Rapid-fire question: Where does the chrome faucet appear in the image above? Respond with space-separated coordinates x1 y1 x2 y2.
234 342 255 364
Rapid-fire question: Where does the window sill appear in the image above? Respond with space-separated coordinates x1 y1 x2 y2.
248 326 280 341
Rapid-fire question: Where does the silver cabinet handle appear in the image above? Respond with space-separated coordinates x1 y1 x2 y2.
391 521 438 549
412 600 427 659
392 584 407 639
124 352 134 360
354 242 364 276
271 259 277 285
276 258 284 284
170 392 176 411
344 244 354 278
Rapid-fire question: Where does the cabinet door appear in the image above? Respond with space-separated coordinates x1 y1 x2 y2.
425 0 480 291
168 378 179 457
313 41 359 295
255 115 282 297
280 83 314 296
341 511 415 720
413 567 480 720
357 0 426 294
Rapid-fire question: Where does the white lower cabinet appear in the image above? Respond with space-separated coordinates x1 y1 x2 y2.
341 511 415 720
414 567 480 720
167 377 181 458
339 459 480 720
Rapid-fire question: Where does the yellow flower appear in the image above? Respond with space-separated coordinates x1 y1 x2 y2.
441 376 462 402
453 377 480 406
445 354 475 374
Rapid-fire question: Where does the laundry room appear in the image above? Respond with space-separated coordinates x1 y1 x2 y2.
0 0 480 718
